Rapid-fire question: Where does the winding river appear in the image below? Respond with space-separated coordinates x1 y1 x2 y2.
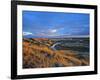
50 42 61 50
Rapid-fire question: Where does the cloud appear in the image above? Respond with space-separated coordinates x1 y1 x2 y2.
50 29 57 33
23 32 33 36
48 29 58 34
34 29 58 37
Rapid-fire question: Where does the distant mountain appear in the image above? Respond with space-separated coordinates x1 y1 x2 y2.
23 35 89 38
53 35 89 38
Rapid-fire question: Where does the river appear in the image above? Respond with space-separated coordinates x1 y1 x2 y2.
50 42 61 50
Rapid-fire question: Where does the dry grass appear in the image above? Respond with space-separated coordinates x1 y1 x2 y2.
23 38 89 68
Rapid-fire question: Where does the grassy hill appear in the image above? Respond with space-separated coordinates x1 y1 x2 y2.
23 38 89 68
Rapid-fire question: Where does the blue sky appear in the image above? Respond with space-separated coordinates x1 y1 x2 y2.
22 11 89 38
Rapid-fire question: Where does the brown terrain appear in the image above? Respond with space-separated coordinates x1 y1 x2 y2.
23 38 89 68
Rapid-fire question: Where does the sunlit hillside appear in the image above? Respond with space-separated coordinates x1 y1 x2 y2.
23 38 89 68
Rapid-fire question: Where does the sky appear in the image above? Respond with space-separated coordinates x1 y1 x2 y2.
22 11 90 38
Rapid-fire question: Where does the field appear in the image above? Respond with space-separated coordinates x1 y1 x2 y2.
23 38 89 68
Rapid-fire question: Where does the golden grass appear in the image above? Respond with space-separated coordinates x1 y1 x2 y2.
23 39 89 68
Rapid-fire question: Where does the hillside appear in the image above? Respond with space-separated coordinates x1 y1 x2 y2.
23 38 89 68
